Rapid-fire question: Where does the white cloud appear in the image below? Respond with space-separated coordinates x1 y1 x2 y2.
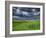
22 11 29 16
32 9 36 12
33 12 40 15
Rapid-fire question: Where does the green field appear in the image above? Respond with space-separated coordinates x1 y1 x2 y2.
12 20 40 31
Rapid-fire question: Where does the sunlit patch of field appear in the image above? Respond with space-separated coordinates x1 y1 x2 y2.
12 20 40 31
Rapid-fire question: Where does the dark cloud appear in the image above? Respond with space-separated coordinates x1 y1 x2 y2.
12 7 40 20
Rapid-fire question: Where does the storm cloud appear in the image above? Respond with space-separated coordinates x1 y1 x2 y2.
12 7 40 20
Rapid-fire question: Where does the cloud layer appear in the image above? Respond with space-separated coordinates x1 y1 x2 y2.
12 7 40 20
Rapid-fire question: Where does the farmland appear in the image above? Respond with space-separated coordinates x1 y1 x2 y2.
12 20 40 31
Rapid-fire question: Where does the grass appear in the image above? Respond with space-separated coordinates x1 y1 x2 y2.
12 20 40 31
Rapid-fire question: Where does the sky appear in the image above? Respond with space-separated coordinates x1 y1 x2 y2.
12 7 40 20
